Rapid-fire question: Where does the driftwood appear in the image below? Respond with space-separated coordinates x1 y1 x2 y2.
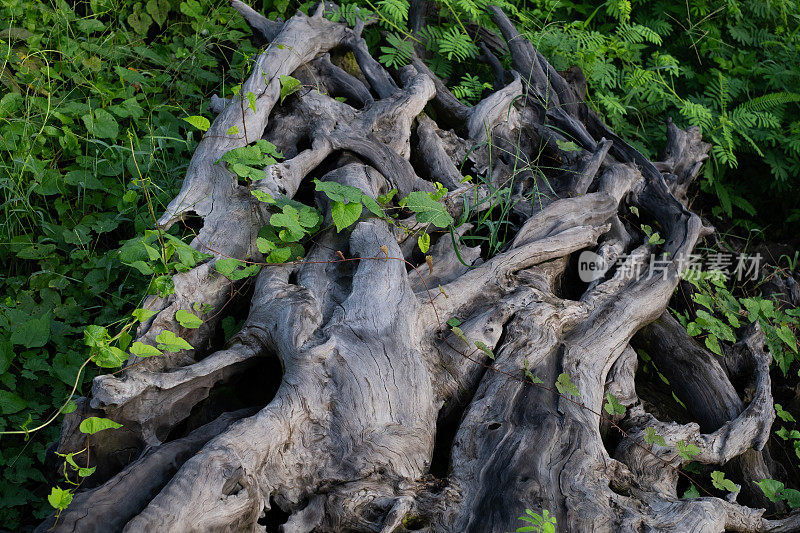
41 3 800 532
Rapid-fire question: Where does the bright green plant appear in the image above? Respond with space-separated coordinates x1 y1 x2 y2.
516 0 800 233
0 0 255 525
756 479 800 509
516 508 557 533
674 270 800 373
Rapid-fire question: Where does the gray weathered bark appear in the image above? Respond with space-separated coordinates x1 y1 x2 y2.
41 3 799 532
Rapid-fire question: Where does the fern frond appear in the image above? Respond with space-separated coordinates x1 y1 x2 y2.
615 23 662 45
679 100 715 132
735 92 800 112
377 0 409 24
418 25 444 53
438 26 478 61
605 0 631 23
378 33 413 68
452 73 491 104
426 54 453 79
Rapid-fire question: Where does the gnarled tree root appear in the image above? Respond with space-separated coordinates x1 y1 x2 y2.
44 3 796 532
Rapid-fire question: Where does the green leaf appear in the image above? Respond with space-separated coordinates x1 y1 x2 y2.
183 115 210 132
84 325 109 347
361 195 384 218
377 189 397 206
78 466 96 477
522 359 543 383
127 6 152 34
0 339 12 374
216 258 244 276
418 233 431 253
399 191 454 228
251 190 275 203
279 75 302 104
81 55 102 71
644 427 666 447
711 470 739 493
705 335 721 355
63 400 78 414
226 125 240 135
48 487 73 510
781 488 800 509
221 316 240 342
682 484 700 499
94 345 128 368
676 439 701 460
776 325 797 352
446 318 461 327
11 313 51 348
0 390 27 415
451 326 470 346
132 308 157 322
83 108 119 138
155 330 193 352
271 205 309 241
130 342 162 358
146 0 170 26
245 91 257 113
266 246 292 263
474 341 494 359
604 392 626 416
79 416 123 434
296 206 322 228
179 0 202 18
775 404 796 423
314 179 362 203
175 309 203 328
555 373 580 397
331 201 363 232
556 139 582 151
755 479 785 503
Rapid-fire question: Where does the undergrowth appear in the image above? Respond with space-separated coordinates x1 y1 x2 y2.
0 0 254 526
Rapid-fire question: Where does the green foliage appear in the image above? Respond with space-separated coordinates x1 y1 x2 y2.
260 202 320 261
682 484 700 499
279 75 302 104
452 74 492 104
78 416 123 435
218 139 284 183
676 439 700 461
513 0 800 233
554 372 579 397
604 392 625 416
674 271 799 374
644 426 666 447
47 487 72 512
379 32 414 68
183 115 210 132
175 309 202 329
756 479 800 509
711 470 739 493
516 508 556 533
314 179 384 232
0 0 253 524
398 190 454 228
773 403 800 465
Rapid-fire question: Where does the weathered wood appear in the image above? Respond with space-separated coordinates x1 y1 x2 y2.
42 4 794 532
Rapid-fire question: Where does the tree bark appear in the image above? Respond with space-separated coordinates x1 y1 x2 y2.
42 3 799 532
